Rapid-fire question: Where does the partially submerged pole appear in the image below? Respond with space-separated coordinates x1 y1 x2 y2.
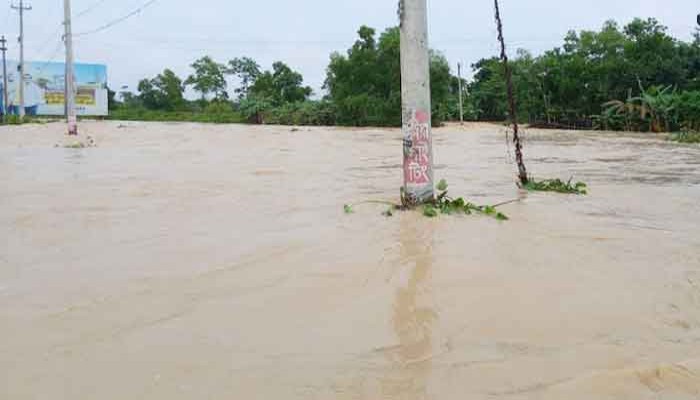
494 0 529 185
399 0 434 206
64 0 78 135
12 0 32 119
458 62 464 124
1 36 8 121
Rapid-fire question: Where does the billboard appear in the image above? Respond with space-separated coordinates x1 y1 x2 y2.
0 61 108 116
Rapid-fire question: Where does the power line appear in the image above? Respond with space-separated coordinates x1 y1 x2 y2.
23 0 63 61
31 27 63 59
74 0 158 37
28 0 91 60
1 5 12 29
34 40 64 74
75 0 108 19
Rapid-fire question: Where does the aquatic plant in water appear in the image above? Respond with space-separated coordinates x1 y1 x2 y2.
424 179 509 220
523 178 588 195
670 131 700 144
63 142 88 149
344 179 509 221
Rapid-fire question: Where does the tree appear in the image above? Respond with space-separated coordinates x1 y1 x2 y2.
467 17 700 129
155 69 186 110
107 87 119 110
137 69 186 110
137 79 158 109
185 56 228 101
325 25 457 126
228 57 262 100
250 61 312 105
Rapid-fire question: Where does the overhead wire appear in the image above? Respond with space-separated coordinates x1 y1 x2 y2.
74 0 158 37
30 0 109 59
74 0 108 19
33 39 64 75
26 0 64 61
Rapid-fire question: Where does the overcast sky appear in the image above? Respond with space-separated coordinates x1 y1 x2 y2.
1 0 698 96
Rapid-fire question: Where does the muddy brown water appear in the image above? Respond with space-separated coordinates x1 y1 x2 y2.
1 121 699 399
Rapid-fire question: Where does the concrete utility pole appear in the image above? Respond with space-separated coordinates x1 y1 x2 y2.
1 36 8 120
12 0 31 119
63 0 78 135
399 0 434 206
457 62 464 124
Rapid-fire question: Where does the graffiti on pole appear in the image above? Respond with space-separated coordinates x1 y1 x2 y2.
403 108 432 187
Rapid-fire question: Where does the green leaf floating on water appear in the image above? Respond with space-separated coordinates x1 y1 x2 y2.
523 178 588 195
423 204 439 218
425 180 509 220
344 180 511 221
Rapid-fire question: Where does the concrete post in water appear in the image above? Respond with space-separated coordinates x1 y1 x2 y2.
458 62 464 124
399 0 434 206
64 0 78 135
1 36 8 120
12 0 31 119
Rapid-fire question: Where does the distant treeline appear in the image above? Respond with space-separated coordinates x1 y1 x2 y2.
469 18 700 132
110 26 462 127
110 19 700 133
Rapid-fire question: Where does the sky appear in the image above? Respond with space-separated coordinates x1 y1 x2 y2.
1 0 698 98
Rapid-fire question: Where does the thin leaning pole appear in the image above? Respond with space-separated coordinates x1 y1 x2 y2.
494 0 529 185
399 0 434 206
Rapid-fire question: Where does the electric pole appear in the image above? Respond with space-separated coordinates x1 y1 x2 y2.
11 0 31 119
399 0 434 206
64 0 78 135
457 62 464 124
1 36 8 121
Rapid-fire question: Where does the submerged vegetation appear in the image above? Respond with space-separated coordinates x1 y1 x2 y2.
523 178 588 195
670 131 700 144
344 180 509 221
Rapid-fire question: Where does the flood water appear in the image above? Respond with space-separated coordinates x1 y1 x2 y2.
1 121 700 399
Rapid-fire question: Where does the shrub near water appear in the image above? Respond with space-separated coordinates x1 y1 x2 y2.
264 101 338 126
670 131 700 144
344 180 510 221
108 107 244 124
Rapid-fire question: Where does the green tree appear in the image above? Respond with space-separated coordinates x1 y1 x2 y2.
325 25 456 126
467 17 700 129
249 61 312 105
137 69 186 111
227 57 262 100
185 56 228 101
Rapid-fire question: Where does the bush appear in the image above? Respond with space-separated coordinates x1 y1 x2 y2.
108 106 244 124
265 101 338 126
670 131 700 144
674 91 700 132
1 115 43 125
